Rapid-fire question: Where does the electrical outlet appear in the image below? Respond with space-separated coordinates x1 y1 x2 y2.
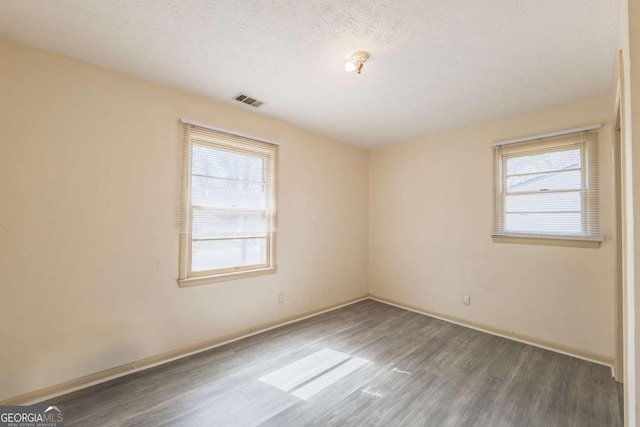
278 292 284 304
463 294 471 305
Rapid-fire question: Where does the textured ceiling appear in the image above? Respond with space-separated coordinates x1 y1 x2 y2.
0 0 619 147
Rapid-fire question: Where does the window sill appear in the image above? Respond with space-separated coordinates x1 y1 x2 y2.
178 266 277 288
492 234 601 248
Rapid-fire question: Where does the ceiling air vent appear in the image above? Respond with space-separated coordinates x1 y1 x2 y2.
234 93 264 108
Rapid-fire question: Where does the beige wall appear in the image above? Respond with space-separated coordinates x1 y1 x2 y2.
0 38 369 401
370 97 616 360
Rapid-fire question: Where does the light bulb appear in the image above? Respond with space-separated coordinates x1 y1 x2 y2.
345 61 357 72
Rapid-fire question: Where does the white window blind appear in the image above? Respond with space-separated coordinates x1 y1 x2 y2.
178 121 278 285
493 128 602 242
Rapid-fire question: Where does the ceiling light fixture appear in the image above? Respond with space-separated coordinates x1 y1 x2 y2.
345 51 369 74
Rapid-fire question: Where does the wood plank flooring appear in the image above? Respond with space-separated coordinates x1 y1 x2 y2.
44 300 623 426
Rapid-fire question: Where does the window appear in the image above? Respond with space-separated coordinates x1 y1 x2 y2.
178 121 278 286
493 128 602 242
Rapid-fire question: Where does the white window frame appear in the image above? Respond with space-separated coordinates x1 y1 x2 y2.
492 125 602 244
178 121 278 287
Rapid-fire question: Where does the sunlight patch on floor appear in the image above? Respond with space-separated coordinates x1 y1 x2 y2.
259 348 370 400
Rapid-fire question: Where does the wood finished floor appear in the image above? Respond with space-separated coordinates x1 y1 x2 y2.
45 300 623 426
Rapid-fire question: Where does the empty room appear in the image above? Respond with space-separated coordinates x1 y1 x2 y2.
1 0 640 426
